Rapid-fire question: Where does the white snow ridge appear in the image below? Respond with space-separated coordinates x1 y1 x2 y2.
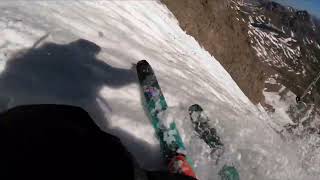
0 1 319 180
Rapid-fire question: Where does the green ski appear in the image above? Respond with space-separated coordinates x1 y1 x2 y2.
189 104 240 180
136 60 196 178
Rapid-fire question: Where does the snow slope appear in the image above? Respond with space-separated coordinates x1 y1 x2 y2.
0 1 319 180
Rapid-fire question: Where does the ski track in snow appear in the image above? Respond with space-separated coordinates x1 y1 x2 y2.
0 1 319 180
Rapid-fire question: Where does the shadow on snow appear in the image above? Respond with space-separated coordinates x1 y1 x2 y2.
0 39 163 170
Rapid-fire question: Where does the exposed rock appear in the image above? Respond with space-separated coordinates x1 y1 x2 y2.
162 0 265 104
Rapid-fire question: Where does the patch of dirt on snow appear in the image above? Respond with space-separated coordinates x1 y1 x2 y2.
162 0 265 104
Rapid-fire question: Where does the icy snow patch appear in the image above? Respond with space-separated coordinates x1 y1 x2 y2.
263 77 297 126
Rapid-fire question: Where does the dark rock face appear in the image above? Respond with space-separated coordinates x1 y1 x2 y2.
263 1 286 12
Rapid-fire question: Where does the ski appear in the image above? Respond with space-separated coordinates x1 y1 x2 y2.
188 104 240 180
136 60 196 178
188 104 224 153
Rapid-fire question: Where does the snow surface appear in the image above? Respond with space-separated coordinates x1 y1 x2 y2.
263 77 296 126
0 1 319 180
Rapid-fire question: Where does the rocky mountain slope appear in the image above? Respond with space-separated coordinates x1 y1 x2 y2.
162 0 320 135
242 0 320 100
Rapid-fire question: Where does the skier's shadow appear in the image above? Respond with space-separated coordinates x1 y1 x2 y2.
0 39 164 170
0 39 137 130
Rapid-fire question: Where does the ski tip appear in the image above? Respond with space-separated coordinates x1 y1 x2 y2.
188 104 203 112
137 60 149 67
136 60 150 72
136 60 153 81
219 165 240 180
